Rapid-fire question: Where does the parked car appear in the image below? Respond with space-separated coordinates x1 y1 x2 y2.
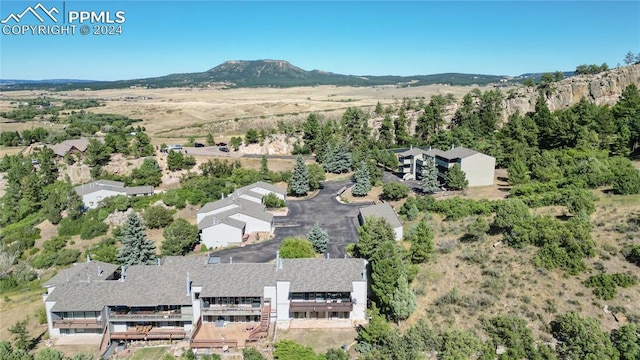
219 146 229 152
194 142 205 147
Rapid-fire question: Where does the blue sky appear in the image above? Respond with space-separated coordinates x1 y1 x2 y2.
1 1 639 80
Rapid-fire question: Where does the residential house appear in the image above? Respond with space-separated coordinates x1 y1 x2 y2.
397 146 426 180
42 255 368 350
74 180 154 209
197 182 285 249
47 137 90 157
358 203 403 241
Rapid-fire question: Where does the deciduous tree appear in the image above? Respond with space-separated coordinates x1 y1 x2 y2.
161 218 199 256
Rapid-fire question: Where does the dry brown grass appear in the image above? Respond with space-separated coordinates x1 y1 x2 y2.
277 328 357 354
404 189 640 340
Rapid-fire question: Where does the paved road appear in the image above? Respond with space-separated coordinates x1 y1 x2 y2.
178 146 313 160
209 181 373 263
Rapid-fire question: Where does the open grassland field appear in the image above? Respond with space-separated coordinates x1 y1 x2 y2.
0 84 497 142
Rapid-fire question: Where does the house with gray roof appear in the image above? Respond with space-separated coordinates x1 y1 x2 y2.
197 182 284 249
74 180 154 209
358 202 403 241
42 255 367 350
47 137 90 157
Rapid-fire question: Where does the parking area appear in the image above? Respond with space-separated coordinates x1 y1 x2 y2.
210 181 373 263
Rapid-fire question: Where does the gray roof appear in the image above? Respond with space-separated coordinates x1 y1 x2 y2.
438 146 481 160
398 147 426 157
197 214 246 230
359 203 402 229
74 180 154 197
45 261 119 287
237 181 286 196
45 257 367 311
424 148 446 158
198 196 272 230
198 196 257 215
125 186 154 196
47 137 90 157
277 258 367 293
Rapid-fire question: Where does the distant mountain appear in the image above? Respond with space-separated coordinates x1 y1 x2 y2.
518 71 575 80
0 59 510 91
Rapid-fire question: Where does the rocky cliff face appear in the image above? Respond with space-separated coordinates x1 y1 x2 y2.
502 64 640 120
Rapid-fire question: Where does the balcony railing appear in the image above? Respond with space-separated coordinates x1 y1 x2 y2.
202 305 262 316
53 319 102 329
289 300 353 312
108 313 190 321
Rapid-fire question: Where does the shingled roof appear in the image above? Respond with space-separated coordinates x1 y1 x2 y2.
359 202 402 229
45 257 367 311
438 146 480 160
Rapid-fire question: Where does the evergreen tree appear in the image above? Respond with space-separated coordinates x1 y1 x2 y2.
507 158 530 185
8 319 31 351
374 101 384 115
378 114 394 148
393 108 411 146
323 142 352 174
419 157 439 194
84 138 111 166
445 164 468 190
116 212 156 266
260 155 269 180
307 223 328 254
166 150 185 171
289 155 309 196
405 220 435 264
131 157 163 186
302 113 321 152
206 133 215 146
352 161 372 196
391 275 417 322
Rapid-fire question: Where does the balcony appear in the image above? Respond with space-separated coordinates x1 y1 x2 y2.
110 327 186 340
108 310 191 322
289 300 353 313
202 305 262 317
53 319 102 329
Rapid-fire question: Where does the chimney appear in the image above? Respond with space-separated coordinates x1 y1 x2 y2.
229 257 233 264
186 272 191 297
157 258 160 266
212 217 218 226
326 253 330 259
450 143 454 150
275 251 280 271
278 258 283 270
86 254 91 262
410 144 413 150
221 193 224 200
120 265 126 282
97 266 102 276
204 253 208 265
87 275 91 283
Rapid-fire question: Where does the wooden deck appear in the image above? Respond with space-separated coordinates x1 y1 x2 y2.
191 322 248 348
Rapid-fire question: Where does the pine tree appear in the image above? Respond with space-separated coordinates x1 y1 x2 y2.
378 114 394 147
303 113 321 152
117 212 156 266
352 161 372 196
445 164 468 190
508 158 530 185
206 133 215 146
307 223 329 254
391 275 417 322
405 220 435 264
420 157 439 194
8 318 31 351
289 155 309 197
323 142 352 174
260 155 269 180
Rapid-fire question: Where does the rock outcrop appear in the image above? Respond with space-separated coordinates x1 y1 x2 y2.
502 64 640 120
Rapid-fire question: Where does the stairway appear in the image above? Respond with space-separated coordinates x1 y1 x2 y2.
248 303 270 341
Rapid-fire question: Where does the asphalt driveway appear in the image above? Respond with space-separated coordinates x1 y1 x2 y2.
209 181 373 263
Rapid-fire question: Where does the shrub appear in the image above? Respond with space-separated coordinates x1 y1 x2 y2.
143 206 175 229
279 237 315 259
382 183 410 200
80 218 108 240
584 273 638 300
263 193 286 208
